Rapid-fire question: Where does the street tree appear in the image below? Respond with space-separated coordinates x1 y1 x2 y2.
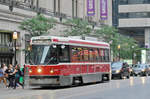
95 25 139 60
64 18 93 36
19 15 57 64
63 19 140 61
19 14 57 37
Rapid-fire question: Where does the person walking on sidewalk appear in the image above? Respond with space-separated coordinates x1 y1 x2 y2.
14 64 24 89
5 64 15 89
0 64 8 88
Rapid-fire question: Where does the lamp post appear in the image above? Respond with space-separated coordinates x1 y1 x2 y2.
109 40 113 62
13 31 18 66
132 46 135 64
118 44 121 61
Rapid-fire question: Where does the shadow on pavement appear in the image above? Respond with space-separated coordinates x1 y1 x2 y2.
30 81 108 90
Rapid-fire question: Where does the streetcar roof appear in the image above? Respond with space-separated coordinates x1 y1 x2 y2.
31 36 110 48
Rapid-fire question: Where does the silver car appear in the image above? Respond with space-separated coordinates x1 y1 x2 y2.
132 64 150 76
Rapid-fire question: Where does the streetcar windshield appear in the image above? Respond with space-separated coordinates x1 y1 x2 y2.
30 45 58 65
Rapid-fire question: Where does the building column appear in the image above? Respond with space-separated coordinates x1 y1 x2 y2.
144 28 150 63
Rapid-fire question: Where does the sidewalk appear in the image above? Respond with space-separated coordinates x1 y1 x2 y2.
0 84 25 99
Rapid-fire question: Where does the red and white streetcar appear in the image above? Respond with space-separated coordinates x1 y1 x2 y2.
24 36 111 87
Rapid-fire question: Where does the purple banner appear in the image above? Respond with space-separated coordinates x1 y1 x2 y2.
100 0 108 20
87 0 95 16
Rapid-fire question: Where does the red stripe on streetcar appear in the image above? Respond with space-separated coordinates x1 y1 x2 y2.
52 38 109 47
52 39 59 42
69 40 109 47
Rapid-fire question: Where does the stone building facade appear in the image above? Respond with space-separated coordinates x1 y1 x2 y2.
112 0 150 63
0 0 112 66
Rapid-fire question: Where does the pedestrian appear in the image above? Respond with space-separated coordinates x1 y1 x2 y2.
14 64 24 89
5 64 15 89
2 63 8 73
2 63 8 79
0 64 8 88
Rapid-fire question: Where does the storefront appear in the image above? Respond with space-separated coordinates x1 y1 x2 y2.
0 32 14 66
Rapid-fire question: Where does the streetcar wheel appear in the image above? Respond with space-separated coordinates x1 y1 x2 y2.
72 77 83 86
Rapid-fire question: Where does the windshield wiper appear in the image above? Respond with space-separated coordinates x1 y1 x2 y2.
29 59 34 65
46 57 58 65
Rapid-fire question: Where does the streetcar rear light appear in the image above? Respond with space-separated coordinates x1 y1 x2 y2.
50 69 54 74
37 68 42 73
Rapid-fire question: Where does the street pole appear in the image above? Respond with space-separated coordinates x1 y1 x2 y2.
13 31 18 66
132 51 134 64
118 44 121 61
15 39 16 66
119 49 120 61
132 46 135 64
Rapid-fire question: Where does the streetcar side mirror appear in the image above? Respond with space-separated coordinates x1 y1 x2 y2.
52 44 57 48
61 45 65 49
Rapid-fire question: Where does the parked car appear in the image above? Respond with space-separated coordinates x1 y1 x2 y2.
111 62 130 79
132 64 150 76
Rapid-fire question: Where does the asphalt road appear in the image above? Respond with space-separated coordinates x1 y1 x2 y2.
0 76 150 99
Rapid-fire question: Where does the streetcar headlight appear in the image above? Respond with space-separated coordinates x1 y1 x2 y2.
37 68 42 73
50 69 54 74
29 69 32 73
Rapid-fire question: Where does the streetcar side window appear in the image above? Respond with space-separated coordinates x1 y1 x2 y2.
98 48 110 62
95 49 99 62
105 49 110 62
103 49 109 62
70 47 109 62
105 49 108 62
77 48 83 61
83 48 89 62
103 49 106 62
71 47 84 62
71 47 78 62
58 45 70 62
98 49 102 62
71 47 90 62
89 49 93 62
102 49 105 62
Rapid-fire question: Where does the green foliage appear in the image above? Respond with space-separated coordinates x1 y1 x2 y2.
19 15 56 36
95 26 118 42
64 19 140 60
64 18 93 36
95 25 139 60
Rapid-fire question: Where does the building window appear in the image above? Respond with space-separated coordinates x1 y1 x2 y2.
119 0 150 5
0 33 11 46
53 0 56 13
119 0 128 5
72 0 78 18
119 12 150 18
72 0 74 17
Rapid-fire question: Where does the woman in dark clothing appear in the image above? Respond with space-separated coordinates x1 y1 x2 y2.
5 64 15 88
14 65 23 89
